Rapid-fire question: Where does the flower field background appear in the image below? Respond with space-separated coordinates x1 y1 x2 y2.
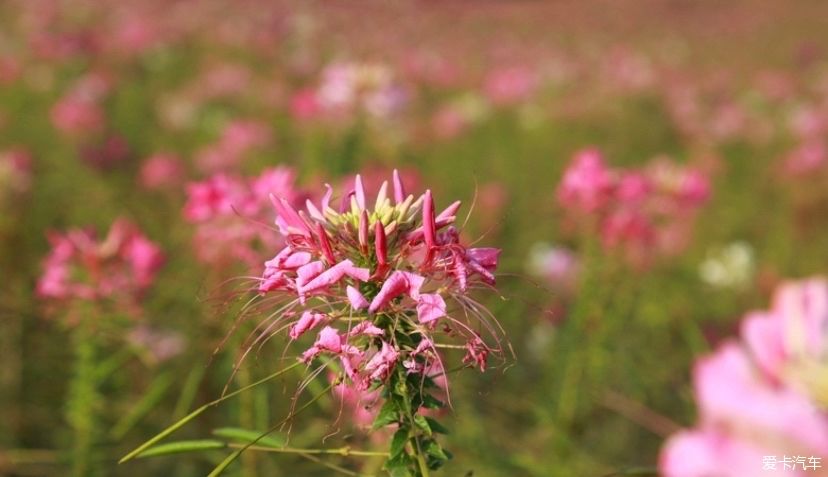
2 1 828 476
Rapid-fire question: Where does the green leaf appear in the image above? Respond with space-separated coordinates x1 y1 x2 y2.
119 361 301 464
424 440 449 461
119 403 210 463
384 453 413 477
371 399 399 430
412 415 432 436
424 417 449 435
389 427 408 458
211 427 285 448
137 440 226 458
421 394 445 410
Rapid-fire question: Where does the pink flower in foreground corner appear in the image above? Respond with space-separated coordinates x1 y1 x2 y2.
660 277 828 477
254 170 508 474
36 218 164 311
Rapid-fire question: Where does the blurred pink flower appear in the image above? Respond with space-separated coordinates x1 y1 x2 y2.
37 219 164 306
660 278 828 477
556 148 615 214
51 95 104 136
483 66 538 106
139 153 185 190
183 167 301 268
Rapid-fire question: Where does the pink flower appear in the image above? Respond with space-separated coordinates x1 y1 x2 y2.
290 88 321 121
483 66 538 106
254 169 504 394
139 153 184 190
556 148 615 213
364 341 399 381
36 219 164 307
51 94 104 136
661 429 781 477
183 167 301 268
660 277 828 477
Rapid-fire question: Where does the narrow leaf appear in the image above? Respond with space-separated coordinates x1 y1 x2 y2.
211 427 285 448
424 417 449 435
389 428 408 458
137 440 226 458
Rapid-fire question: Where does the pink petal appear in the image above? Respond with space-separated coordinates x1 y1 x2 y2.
349 321 385 337
347 285 369 310
315 326 343 353
289 311 327 340
354 174 366 210
417 293 446 324
392 169 406 204
467 247 500 268
296 261 326 289
283 251 312 269
270 194 310 237
740 311 786 381
369 271 409 313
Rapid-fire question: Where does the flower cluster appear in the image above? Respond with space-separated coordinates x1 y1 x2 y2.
255 170 504 473
258 170 501 382
557 148 710 263
183 167 302 269
661 278 828 477
37 218 164 308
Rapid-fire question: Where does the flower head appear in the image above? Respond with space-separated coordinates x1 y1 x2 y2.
37 218 164 308
255 170 506 393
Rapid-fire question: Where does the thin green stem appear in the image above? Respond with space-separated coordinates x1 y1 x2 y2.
120 361 301 464
228 444 389 457
68 313 100 477
413 437 430 477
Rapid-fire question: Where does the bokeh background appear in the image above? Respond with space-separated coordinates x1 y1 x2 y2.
2 0 828 476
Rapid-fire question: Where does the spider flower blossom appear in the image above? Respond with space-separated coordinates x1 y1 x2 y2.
183 167 301 268
660 277 828 477
556 148 710 263
256 170 504 393
36 219 164 307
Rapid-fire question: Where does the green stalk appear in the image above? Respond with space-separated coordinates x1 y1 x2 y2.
67 313 100 477
413 437 431 477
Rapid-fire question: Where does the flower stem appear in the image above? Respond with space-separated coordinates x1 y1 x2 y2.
68 313 100 477
413 436 431 477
